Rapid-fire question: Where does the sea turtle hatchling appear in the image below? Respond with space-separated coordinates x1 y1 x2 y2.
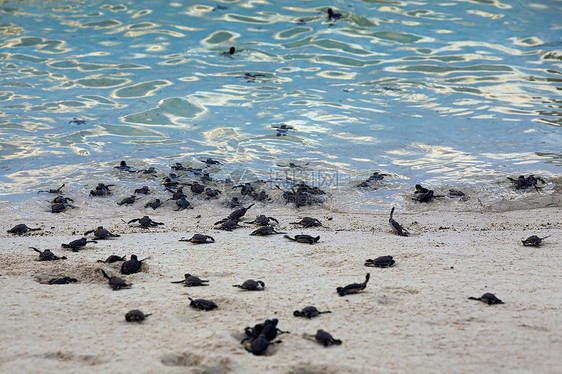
364 255 395 268
8 224 42 235
336 273 370 296
293 306 332 319
249 215 279 226
188 297 218 311
221 46 235 57
521 235 550 247
468 293 503 305
97 255 126 263
38 184 65 194
222 203 255 223
233 280 265 291
179 234 215 244
241 335 272 356
215 219 244 231
114 161 135 172
61 237 98 252
84 226 120 240
250 226 286 236
134 186 150 195
117 195 137 206
30 247 67 261
171 274 209 287
128 216 164 227
121 255 151 275
284 234 320 244
244 318 289 341
125 309 152 322
289 217 322 228
144 199 164 210
304 329 342 347
100 269 131 290
49 277 77 285
389 207 409 237
90 183 115 197
175 197 193 211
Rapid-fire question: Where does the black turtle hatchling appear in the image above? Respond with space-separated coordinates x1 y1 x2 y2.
250 226 286 236
215 219 244 231
125 309 151 322
242 335 271 356
289 217 322 228
90 183 114 197
225 203 255 222
128 216 164 227
293 306 332 319
114 160 134 172
307 329 342 347
84 226 120 240
521 235 550 247
8 224 42 235
49 277 77 285
97 255 126 263
38 183 65 194
189 182 205 194
188 297 218 311
336 273 370 296
204 187 221 199
222 46 236 57
389 207 409 236
226 197 241 208
249 215 279 226
284 234 320 244
179 234 215 244
171 188 186 200
468 293 503 305
245 318 288 341
117 195 137 206
134 186 150 195
121 255 151 275
508 175 545 190
233 280 265 291
201 158 221 165
144 199 164 210
61 237 97 252
175 197 193 211
364 255 395 268
30 247 67 261
100 269 131 290
171 274 209 287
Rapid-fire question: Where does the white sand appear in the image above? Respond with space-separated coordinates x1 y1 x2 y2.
0 200 560 373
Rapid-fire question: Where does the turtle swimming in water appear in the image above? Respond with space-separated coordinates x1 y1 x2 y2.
293 306 332 319
84 226 120 240
179 234 215 244
97 255 126 263
521 235 550 247
221 46 235 57
114 160 135 172
233 279 265 291
304 329 342 347
284 234 320 244
336 273 370 296
31 247 67 261
49 277 77 285
128 216 164 228
171 274 209 287
327 8 342 21
289 217 322 228
468 293 503 305
364 255 395 268
125 309 151 322
90 183 115 197
249 215 279 226
8 224 42 235
61 237 98 252
389 207 409 236
100 269 131 290
188 297 218 311
250 226 286 236
121 255 151 275
38 183 65 194
117 195 137 206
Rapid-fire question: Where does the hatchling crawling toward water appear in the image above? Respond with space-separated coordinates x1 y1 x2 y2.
121 255 151 275
179 234 215 244
250 226 285 236
125 309 151 322
84 226 120 240
215 219 244 231
293 306 331 319
171 274 209 287
389 207 409 236
336 273 370 296
233 279 265 291
8 224 41 235
188 297 218 311
97 255 126 264
521 235 550 247
49 277 77 285
364 255 395 268
128 216 164 228
468 292 503 305
284 234 320 244
249 215 279 226
30 247 67 261
100 269 131 290
304 329 342 347
289 217 322 228
61 237 97 252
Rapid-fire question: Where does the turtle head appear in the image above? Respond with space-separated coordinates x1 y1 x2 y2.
131 254 138 260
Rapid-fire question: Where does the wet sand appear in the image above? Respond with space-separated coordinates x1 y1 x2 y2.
0 201 560 373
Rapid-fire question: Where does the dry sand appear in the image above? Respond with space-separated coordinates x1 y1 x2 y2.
0 199 560 373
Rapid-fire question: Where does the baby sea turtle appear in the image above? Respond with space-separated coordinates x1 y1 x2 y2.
250 226 286 236
216 219 244 231
84 226 120 240
125 309 151 322
171 274 209 287
49 277 77 285
293 306 332 319
284 234 320 244
245 318 288 341
242 335 272 356
121 254 151 275
336 273 370 296
137 167 157 175
100 269 131 290
97 255 126 263
68 118 87 125
175 197 193 211
201 158 221 165
38 184 65 194
188 297 218 311
221 46 235 57
144 199 164 210
189 182 205 194
134 186 150 195
233 280 265 291
364 255 395 268
521 235 550 247
449 189 466 197
225 203 255 222
61 237 97 252
327 8 342 21
117 195 137 206
51 195 76 213
289 217 322 228
389 207 409 236
305 329 342 347
114 160 134 172
468 293 503 305
179 234 215 244
226 196 241 208
30 247 67 261
367 172 388 181
90 183 114 197
249 215 279 226
204 187 221 199
128 216 164 227
171 188 186 200
508 175 545 190
8 224 42 235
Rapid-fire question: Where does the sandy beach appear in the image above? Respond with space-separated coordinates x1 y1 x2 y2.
0 198 560 373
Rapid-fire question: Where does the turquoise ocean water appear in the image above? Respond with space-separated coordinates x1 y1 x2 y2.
0 0 560 208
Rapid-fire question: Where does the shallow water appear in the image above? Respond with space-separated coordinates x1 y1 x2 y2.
0 0 561 207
